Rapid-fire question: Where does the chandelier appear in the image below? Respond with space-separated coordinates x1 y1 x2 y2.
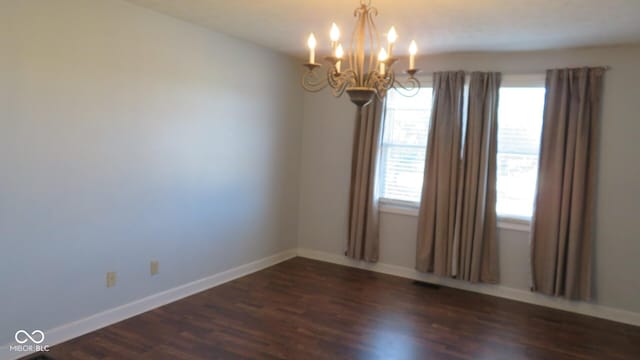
302 0 420 108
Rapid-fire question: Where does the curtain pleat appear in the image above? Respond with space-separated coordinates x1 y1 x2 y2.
416 71 465 275
453 72 501 283
416 71 500 283
346 99 384 262
531 67 604 300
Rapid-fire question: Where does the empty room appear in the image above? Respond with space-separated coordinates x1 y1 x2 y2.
2 0 640 359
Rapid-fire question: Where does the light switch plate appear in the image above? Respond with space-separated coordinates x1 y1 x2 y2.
150 260 159 275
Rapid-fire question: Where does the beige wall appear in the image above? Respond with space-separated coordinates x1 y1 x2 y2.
298 45 640 314
0 0 302 346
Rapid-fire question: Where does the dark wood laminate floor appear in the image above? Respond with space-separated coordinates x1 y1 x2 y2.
46 257 640 360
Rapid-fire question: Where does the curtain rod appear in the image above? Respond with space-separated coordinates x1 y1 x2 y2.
410 67 611 80
412 66 611 76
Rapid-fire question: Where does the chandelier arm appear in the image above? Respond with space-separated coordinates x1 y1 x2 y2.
365 70 381 89
341 69 358 87
349 6 361 79
302 68 329 92
327 68 357 98
364 71 372 88
366 7 379 82
344 73 357 94
328 68 342 90
391 75 421 97
382 70 395 89
356 7 367 86
371 70 393 101
332 78 350 98
328 68 345 86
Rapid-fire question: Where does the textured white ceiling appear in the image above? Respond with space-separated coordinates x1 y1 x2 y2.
125 0 640 56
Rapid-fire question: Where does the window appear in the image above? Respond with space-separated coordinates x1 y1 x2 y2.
496 87 545 219
378 88 433 203
378 79 545 223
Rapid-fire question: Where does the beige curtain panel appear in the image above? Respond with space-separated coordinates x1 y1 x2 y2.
452 72 501 283
346 99 384 262
416 71 465 275
531 67 605 300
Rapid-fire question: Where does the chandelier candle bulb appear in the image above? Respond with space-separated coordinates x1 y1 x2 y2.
387 26 397 55
335 43 344 72
307 33 317 63
409 40 417 70
379 48 388 75
330 23 340 49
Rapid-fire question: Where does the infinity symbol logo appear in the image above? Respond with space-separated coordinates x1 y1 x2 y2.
15 330 45 344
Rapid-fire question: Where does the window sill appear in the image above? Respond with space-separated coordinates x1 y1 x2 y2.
379 200 420 216
496 217 531 232
379 198 531 232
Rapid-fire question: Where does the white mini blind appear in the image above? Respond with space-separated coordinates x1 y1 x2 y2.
379 88 433 203
496 87 546 219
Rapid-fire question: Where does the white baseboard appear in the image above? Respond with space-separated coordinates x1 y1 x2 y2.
3 247 638 360
0 249 297 360
296 248 640 327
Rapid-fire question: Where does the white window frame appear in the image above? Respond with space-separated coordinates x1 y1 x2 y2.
378 75 432 210
378 73 545 233
495 73 545 229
